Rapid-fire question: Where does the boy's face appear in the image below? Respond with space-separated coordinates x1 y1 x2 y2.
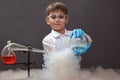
46 10 68 33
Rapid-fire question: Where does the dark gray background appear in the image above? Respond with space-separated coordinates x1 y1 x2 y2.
0 0 120 70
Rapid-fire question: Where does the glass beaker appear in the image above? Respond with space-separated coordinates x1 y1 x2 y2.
70 35 89 49
1 41 16 64
1 51 16 65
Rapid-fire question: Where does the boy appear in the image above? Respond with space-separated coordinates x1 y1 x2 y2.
42 2 92 56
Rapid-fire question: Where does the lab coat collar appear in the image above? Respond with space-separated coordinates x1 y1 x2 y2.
51 29 70 38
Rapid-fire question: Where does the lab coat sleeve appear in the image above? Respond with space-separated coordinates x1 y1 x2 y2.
42 40 56 54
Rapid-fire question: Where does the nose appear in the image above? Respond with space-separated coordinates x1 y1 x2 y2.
55 17 60 22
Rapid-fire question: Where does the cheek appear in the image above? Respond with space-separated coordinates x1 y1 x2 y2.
49 21 54 25
62 19 68 24
62 18 68 22
49 19 54 23
49 21 55 26
46 18 54 24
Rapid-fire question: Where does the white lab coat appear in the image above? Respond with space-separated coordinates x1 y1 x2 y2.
42 29 92 53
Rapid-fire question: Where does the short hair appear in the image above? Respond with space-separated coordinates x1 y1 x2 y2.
46 2 68 16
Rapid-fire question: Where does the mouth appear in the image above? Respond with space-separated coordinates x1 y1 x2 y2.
54 23 61 25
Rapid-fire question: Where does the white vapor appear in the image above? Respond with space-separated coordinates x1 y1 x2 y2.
0 48 120 80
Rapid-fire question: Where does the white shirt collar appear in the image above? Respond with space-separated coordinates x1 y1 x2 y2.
51 29 70 38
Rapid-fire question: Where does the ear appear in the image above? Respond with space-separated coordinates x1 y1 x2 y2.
45 17 50 25
65 15 68 24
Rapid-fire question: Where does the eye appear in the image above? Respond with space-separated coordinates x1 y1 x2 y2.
58 15 64 19
50 15 56 19
48 15 66 19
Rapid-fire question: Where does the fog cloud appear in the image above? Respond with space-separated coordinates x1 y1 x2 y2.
0 48 120 80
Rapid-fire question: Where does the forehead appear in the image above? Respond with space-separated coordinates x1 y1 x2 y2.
48 10 65 15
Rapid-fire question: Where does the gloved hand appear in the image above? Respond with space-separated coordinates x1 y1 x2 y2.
70 29 85 39
72 43 91 56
